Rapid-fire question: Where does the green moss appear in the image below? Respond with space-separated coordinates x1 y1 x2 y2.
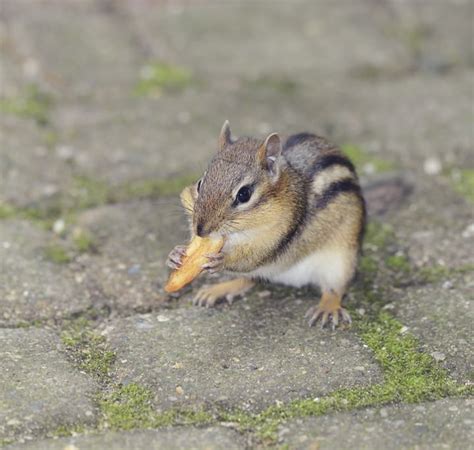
360 255 378 274
98 383 213 431
73 229 96 253
450 169 474 202
61 318 116 380
44 243 71 264
50 424 86 438
359 312 459 402
364 221 395 249
418 263 474 283
0 84 53 125
135 62 193 96
0 173 198 228
386 254 410 272
0 202 16 219
219 310 463 442
342 144 395 173
42 130 60 148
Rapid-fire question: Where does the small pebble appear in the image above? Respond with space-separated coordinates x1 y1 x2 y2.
380 408 388 418
53 219 65 235
257 290 272 299
423 157 442 175
157 315 170 322
461 223 474 238
431 351 446 362
442 280 453 290
128 264 141 275
400 326 409 334
176 385 184 396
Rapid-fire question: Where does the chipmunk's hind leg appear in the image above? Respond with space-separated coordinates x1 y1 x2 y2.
305 290 352 330
193 278 254 308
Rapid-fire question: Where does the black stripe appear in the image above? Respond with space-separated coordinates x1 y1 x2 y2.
283 132 316 150
260 173 309 263
315 178 361 210
310 154 356 178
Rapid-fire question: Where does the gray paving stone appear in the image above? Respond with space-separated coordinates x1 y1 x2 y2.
73 200 188 313
6 426 246 450
0 117 74 207
0 221 94 326
0 328 97 442
395 283 474 383
124 0 472 79
387 177 474 268
279 398 474 450
2 0 143 101
106 295 382 413
53 98 223 185
340 71 474 171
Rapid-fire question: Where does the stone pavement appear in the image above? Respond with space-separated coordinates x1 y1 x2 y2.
0 0 472 448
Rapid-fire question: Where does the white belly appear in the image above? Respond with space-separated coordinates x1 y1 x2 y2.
248 248 350 291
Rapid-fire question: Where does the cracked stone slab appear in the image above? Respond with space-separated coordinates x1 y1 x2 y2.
0 328 97 443
0 220 95 326
279 398 474 450
395 282 474 383
106 294 382 413
6 427 246 450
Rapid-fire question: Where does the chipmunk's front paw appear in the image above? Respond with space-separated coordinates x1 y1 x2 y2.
192 278 254 308
201 251 225 274
166 244 187 270
305 292 351 330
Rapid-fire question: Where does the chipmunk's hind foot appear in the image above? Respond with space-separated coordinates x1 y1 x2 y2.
193 278 254 308
305 291 351 330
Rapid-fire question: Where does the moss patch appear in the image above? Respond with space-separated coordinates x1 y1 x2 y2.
44 243 71 264
72 228 96 253
0 173 197 228
98 383 213 431
135 62 193 97
0 84 53 125
450 169 474 202
386 254 410 272
216 310 466 441
61 318 116 381
342 144 395 173
0 202 16 219
417 263 474 284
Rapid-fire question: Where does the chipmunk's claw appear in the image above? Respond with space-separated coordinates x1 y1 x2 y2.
193 286 220 307
166 245 187 270
192 278 254 308
201 252 225 274
305 306 352 329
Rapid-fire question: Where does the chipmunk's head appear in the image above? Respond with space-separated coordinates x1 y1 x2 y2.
190 121 291 239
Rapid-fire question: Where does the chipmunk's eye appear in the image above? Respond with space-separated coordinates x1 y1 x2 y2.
236 185 252 204
196 179 202 193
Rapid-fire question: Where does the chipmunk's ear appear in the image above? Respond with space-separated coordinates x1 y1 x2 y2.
257 133 282 176
218 120 232 151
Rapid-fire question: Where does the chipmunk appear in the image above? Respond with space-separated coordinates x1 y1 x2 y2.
167 121 366 329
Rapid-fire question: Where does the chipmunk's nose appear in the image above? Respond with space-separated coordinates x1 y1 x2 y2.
196 222 204 237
